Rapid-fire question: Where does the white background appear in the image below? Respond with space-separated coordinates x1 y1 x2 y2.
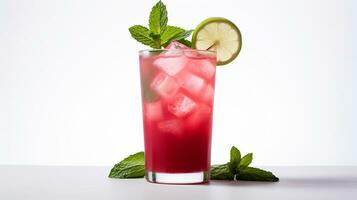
0 0 356 166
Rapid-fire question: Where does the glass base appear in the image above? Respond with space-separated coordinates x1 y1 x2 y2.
145 170 209 184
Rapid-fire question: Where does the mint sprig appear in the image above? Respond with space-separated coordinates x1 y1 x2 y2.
211 147 279 182
108 146 279 182
237 167 279 182
228 146 241 175
177 39 192 48
149 0 167 35
128 26 156 48
239 153 253 170
128 1 192 49
210 164 234 180
108 152 145 178
160 26 185 46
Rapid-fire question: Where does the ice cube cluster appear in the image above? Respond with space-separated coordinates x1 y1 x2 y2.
143 41 216 135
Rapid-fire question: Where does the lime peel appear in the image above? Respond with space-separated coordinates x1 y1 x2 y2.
192 17 242 66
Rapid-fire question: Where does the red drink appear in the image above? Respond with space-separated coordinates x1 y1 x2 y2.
139 45 216 184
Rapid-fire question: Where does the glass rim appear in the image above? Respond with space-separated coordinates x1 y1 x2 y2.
139 49 216 56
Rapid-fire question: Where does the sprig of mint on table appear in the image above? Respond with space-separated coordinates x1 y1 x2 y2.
128 0 193 49
108 146 279 182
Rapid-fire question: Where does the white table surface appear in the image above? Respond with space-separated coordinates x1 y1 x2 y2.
0 166 356 200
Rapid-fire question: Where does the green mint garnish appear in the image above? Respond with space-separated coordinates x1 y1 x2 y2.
239 152 253 170
149 0 167 35
108 152 145 178
128 1 192 49
210 147 278 181
178 39 192 48
210 164 234 180
228 146 241 175
108 146 279 182
161 26 193 47
128 25 156 49
236 167 279 182
160 26 185 46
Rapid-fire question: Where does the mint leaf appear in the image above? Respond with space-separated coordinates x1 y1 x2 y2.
129 1 192 49
149 0 168 35
210 164 234 180
228 146 241 174
108 152 145 178
170 29 193 41
178 39 192 47
160 26 185 46
237 167 279 182
239 153 253 170
161 27 193 47
128 25 156 48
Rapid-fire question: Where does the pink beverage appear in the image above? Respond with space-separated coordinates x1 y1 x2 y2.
139 43 216 184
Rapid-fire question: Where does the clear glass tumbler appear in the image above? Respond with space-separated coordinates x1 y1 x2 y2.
139 49 216 184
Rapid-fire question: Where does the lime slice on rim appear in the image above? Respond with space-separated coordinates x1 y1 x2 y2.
192 17 242 65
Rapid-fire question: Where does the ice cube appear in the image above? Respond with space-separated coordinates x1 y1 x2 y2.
187 59 216 80
165 41 189 49
144 101 163 121
150 72 179 100
200 84 214 105
175 70 206 96
168 93 197 118
185 104 212 129
183 50 200 58
157 119 183 135
161 49 184 57
162 41 189 57
153 56 187 76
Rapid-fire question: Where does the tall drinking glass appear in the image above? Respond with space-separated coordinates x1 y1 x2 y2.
139 49 216 184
